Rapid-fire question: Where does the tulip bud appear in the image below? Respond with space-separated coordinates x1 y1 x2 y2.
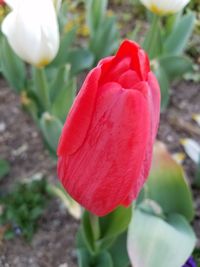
57 40 161 216
140 0 190 15
2 0 60 67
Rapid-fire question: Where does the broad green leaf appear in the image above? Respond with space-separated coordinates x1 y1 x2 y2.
143 16 163 59
164 12 195 55
147 141 194 221
51 77 76 122
49 65 71 101
0 159 10 180
95 251 113 267
109 232 130 267
0 37 26 92
58 1 68 33
154 64 170 110
77 249 113 267
127 208 196 267
98 206 132 250
50 28 76 68
89 16 119 64
86 0 108 35
39 112 63 154
100 206 132 240
67 49 94 75
77 248 91 267
158 55 193 81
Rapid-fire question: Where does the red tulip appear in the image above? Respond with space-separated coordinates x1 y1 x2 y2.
57 40 160 216
0 0 5 5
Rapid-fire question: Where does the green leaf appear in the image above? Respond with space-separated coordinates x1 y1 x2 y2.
67 49 94 75
77 249 113 267
51 77 76 123
39 112 63 154
89 16 119 64
50 28 76 68
154 64 170 110
127 208 196 267
143 15 163 59
158 55 193 81
109 232 130 267
86 0 108 35
100 206 132 240
0 159 10 180
0 37 26 92
95 251 113 267
147 142 195 222
82 211 96 253
49 64 71 101
164 12 195 55
77 248 91 267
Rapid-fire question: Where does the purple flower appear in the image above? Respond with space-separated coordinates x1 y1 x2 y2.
182 257 196 267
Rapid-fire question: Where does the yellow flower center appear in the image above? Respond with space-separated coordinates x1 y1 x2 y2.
150 4 174 16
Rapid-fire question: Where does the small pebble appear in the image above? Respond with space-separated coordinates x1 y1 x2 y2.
0 122 6 132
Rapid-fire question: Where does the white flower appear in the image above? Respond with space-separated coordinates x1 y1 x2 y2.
140 0 190 15
2 0 60 67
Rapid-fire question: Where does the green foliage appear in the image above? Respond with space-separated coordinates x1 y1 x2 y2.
108 232 130 267
40 112 63 155
127 206 196 267
0 178 51 241
193 249 200 267
0 36 26 92
77 206 132 266
0 159 10 180
86 0 119 64
86 0 108 35
142 12 195 109
147 142 194 222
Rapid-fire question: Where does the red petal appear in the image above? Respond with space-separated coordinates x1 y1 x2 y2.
58 82 150 216
57 66 101 156
100 57 131 85
138 49 150 81
118 70 140 89
122 79 160 206
115 40 141 78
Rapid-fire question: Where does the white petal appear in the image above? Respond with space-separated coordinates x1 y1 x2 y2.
2 0 59 66
4 0 19 9
140 0 191 15
181 138 200 164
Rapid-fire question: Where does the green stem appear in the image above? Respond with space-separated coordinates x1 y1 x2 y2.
33 67 50 110
143 14 160 59
89 213 100 242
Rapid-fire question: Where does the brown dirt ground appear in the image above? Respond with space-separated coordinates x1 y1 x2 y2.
0 78 78 267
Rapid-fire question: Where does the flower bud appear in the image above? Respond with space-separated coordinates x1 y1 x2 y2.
2 0 59 67
140 0 190 15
